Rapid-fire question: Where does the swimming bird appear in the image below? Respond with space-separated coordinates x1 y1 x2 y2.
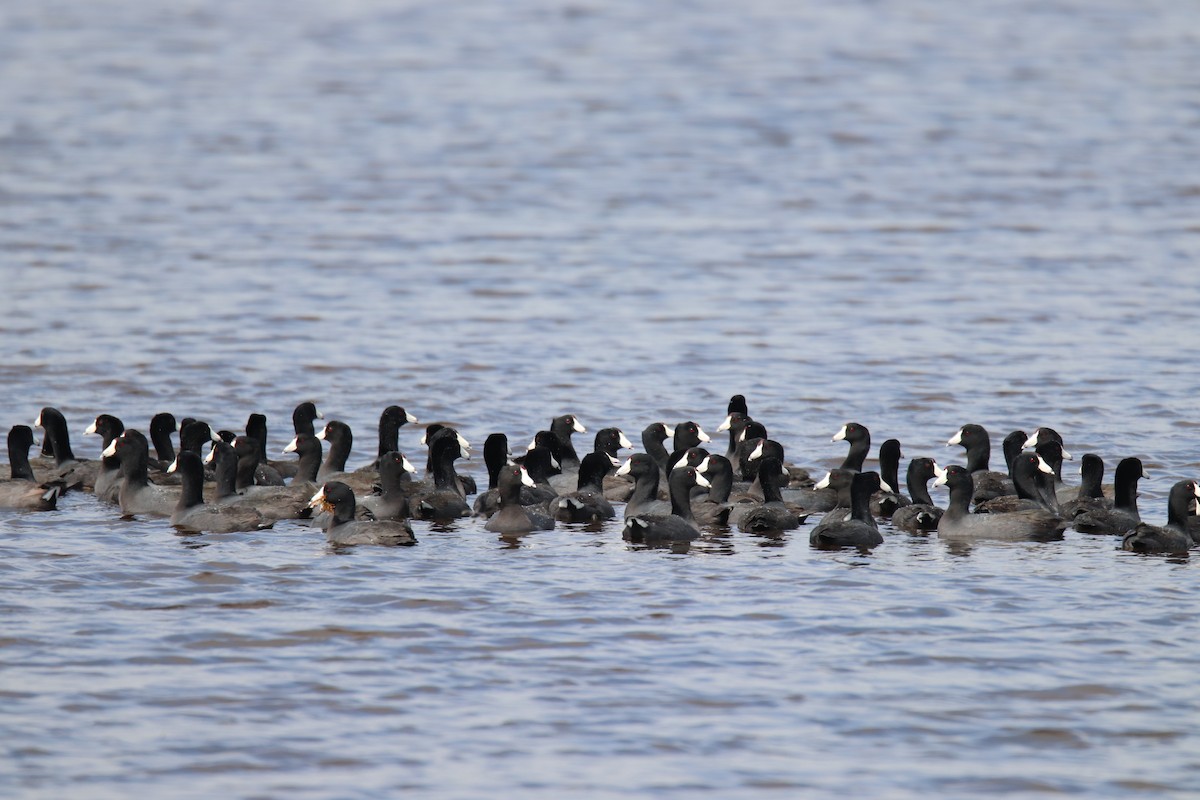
1121 479 1198 555
0 426 61 510
946 423 1015 502
809 471 884 549
1073 457 1145 536
935 464 1067 541
308 481 416 546
168 451 273 533
738 457 810 533
622 461 711 544
486 464 555 533
105 431 179 517
890 458 943 532
549 451 618 523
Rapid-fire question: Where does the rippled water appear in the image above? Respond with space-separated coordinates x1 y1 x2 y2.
3 0 1200 796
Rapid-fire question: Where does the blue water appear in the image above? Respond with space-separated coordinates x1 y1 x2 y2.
3 0 1200 797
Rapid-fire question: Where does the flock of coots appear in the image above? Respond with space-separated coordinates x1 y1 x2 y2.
4 395 1197 554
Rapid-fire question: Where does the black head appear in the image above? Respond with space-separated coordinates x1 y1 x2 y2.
879 439 902 463
673 421 711 451
381 405 417 426
908 457 938 483
936 464 973 492
483 433 510 465
550 414 585 439
1114 457 1146 483
593 427 631 457
833 422 869 444
180 420 219 453
616 452 657 479
522 446 559 482
727 394 748 415
9 425 36 453
293 402 323 435
949 423 988 448
740 420 768 443
310 480 356 525
89 414 126 445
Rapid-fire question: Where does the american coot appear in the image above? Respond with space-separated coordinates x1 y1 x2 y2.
375 405 419 462
738 457 810 533
692 454 736 526
281 433 323 483
1024 427 1071 459
316 421 354 482
1059 454 1109 518
731 422 769 479
148 412 180 467
975 453 1059 514
618 453 671 519
814 468 892 525
472 433 513 516
809 471 884 549
518 446 561 507
1074 457 1145 536
871 439 909 518
832 422 870 472
308 481 416 546
485 464 555 533
935 464 1067 541
412 435 472 520
84 414 125 503
206 440 315 522
557 427 630 497
360 451 418 521
549 414 586 471
104 431 179 517
292 402 324 436
0 426 60 511
549 452 618 523
168 451 273 533
33 406 93 490
622 462 711 544
671 421 712 459
890 458 943 533
1121 479 1198 554
640 422 675 474
422 425 475 495
946 424 1015 502
717 412 752 467
244 414 287 484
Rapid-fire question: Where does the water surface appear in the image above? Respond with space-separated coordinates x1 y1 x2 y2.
3 1 1200 797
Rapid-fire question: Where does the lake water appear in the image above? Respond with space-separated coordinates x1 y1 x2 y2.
3 0 1200 797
